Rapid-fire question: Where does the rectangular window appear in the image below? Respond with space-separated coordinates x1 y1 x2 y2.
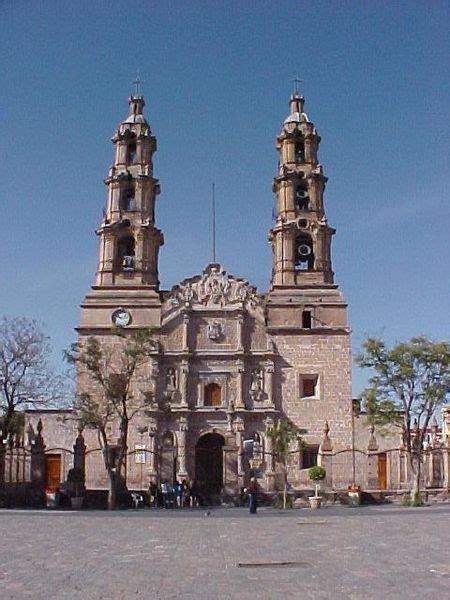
302 310 312 328
302 445 319 469
301 375 318 398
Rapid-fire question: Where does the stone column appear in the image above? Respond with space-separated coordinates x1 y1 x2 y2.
135 231 144 271
264 361 275 408
196 380 203 407
235 360 245 409
318 421 333 488
236 313 244 352
147 417 158 482
442 406 450 490
428 419 441 488
182 313 190 352
151 360 160 405
234 416 245 483
30 419 46 487
180 360 189 407
73 423 86 475
366 425 379 490
264 416 275 491
177 416 188 480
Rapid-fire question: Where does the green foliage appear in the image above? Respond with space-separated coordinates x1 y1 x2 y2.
266 419 305 461
308 466 326 481
357 336 450 503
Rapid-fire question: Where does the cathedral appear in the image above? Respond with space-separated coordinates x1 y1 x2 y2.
24 88 366 501
69 87 353 497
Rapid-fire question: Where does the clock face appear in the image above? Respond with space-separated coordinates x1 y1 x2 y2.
298 244 311 256
111 308 131 327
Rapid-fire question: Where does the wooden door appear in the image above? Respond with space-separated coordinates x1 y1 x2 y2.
378 453 387 490
45 454 61 491
205 383 221 407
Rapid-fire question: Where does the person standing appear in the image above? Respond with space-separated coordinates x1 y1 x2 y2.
161 480 169 509
248 477 258 514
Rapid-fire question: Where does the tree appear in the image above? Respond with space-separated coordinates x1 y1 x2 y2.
267 419 305 509
356 336 450 505
0 316 62 442
65 328 156 510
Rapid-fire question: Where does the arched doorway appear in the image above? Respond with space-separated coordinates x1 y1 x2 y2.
195 432 225 504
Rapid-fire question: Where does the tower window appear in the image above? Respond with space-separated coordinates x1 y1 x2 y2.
302 310 312 329
120 187 136 211
127 142 137 165
117 236 135 272
295 234 314 270
295 186 309 211
295 140 305 162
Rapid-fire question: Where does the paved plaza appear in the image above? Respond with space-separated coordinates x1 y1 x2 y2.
2 504 449 599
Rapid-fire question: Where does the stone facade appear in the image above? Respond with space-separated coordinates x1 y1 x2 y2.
20 89 428 499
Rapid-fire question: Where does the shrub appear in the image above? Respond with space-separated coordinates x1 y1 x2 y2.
308 466 326 482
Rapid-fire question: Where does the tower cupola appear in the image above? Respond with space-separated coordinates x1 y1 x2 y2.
269 92 334 288
94 92 163 288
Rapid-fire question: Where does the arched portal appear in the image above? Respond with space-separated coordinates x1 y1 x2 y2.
195 432 225 504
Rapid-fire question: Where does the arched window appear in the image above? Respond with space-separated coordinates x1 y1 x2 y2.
295 234 314 271
204 383 221 407
295 139 305 162
295 185 309 211
120 186 136 211
117 236 135 272
127 141 137 165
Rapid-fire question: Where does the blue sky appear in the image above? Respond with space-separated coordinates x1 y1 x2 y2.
1 1 449 394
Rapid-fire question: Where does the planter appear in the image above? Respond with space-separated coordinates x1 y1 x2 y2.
45 491 59 509
70 496 84 510
308 496 322 509
347 486 361 507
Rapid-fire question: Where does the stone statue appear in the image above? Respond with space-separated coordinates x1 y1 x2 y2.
166 367 177 391
250 368 263 401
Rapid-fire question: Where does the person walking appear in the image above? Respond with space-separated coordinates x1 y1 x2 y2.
248 477 258 514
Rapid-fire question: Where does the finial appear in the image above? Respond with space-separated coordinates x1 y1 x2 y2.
292 75 303 96
133 73 143 96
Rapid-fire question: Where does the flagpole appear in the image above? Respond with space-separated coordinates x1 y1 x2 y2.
212 183 216 263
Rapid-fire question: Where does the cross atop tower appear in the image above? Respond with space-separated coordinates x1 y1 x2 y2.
133 75 143 96
292 75 303 95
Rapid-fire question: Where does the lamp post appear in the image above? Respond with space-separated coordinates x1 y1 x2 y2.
137 426 148 491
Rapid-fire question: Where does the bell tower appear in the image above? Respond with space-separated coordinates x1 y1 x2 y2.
267 91 348 332
78 89 163 331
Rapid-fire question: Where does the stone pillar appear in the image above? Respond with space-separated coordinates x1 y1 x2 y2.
442 406 450 490
428 418 441 488
234 416 245 484
264 416 275 491
366 425 379 490
236 313 244 352
235 360 245 409
147 417 158 482
177 416 188 480
264 361 275 408
180 360 189 407
182 313 190 352
318 421 333 488
73 423 86 475
196 380 203 407
30 419 46 486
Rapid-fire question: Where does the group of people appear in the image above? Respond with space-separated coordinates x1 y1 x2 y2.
147 477 258 513
148 479 200 509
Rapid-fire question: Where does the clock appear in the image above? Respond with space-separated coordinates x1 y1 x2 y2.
111 308 131 327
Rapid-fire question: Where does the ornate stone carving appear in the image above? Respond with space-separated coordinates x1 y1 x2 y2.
163 264 261 312
207 319 223 341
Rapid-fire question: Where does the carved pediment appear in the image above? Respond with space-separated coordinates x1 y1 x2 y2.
163 264 263 315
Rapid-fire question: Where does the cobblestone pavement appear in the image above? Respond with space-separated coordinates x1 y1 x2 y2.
2 504 449 599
